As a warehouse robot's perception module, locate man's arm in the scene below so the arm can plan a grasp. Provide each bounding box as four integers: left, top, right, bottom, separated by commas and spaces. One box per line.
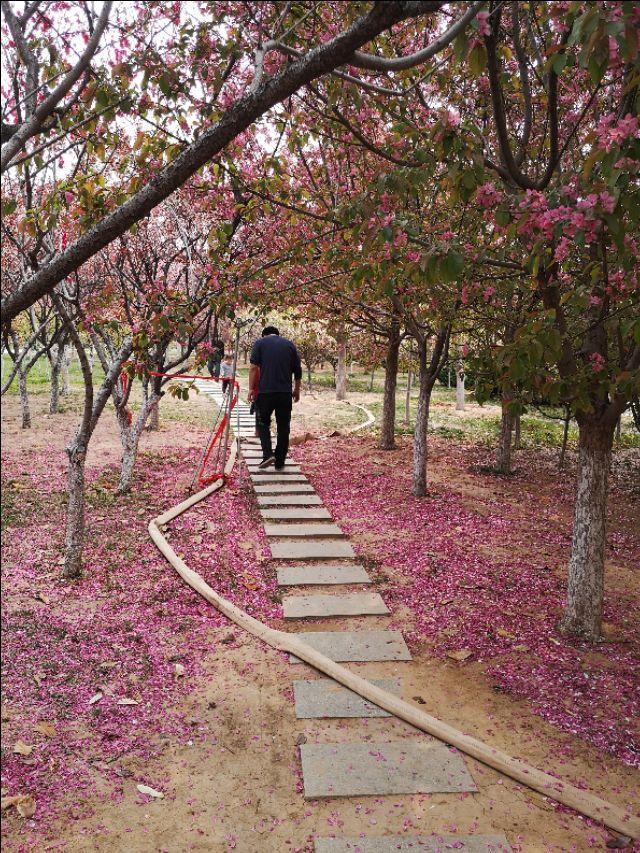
248, 363, 260, 402
292, 345, 302, 403
248, 339, 261, 402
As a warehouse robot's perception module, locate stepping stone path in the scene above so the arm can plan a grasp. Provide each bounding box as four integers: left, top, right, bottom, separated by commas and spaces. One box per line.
293, 678, 399, 718
282, 592, 389, 619
277, 564, 372, 586
194, 381, 511, 851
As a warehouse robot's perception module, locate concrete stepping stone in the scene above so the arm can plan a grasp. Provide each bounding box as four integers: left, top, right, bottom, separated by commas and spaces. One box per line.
314, 836, 511, 852
293, 678, 400, 718
249, 465, 303, 473
289, 631, 411, 663
270, 540, 354, 560
258, 495, 323, 506
250, 474, 309, 483
261, 508, 332, 521
265, 523, 344, 538
254, 484, 316, 495
277, 565, 371, 586
299, 741, 476, 799
283, 592, 389, 619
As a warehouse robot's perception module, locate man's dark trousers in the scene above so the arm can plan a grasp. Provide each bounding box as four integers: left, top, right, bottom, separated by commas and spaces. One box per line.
256, 392, 292, 466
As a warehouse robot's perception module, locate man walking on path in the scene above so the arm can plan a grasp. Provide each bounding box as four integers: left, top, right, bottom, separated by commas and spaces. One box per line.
248, 326, 302, 470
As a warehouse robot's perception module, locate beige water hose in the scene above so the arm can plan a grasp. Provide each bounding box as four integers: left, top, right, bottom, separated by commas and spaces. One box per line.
149, 443, 639, 840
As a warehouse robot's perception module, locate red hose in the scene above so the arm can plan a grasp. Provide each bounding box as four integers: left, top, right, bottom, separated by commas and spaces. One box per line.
119, 367, 240, 487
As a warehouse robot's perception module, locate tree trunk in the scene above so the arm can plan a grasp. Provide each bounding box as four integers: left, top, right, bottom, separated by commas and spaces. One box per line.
455, 359, 465, 411
335, 332, 347, 401
412, 340, 432, 497
306, 363, 313, 389
63, 441, 86, 579
369, 366, 375, 392
404, 368, 412, 427
119, 431, 139, 493
18, 366, 31, 428
49, 345, 65, 414
379, 320, 400, 450
558, 406, 571, 470
496, 399, 514, 474
513, 414, 522, 449
559, 418, 614, 640
61, 346, 71, 395
118, 393, 159, 493
147, 397, 160, 430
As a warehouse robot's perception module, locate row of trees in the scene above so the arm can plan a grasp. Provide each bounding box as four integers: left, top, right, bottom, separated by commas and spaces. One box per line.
2, 1, 638, 641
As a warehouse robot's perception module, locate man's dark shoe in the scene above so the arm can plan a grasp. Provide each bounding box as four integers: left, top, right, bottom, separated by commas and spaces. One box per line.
274, 462, 285, 471
258, 455, 276, 469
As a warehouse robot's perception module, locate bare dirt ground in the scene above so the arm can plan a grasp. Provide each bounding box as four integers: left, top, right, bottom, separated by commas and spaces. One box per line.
2, 390, 639, 852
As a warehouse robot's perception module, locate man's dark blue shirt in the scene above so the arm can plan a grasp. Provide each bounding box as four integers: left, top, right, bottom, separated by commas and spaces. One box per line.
250, 335, 302, 394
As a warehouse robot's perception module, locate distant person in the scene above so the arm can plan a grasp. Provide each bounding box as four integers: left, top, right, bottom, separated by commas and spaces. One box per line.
248, 326, 301, 470
207, 339, 224, 378
219, 353, 234, 395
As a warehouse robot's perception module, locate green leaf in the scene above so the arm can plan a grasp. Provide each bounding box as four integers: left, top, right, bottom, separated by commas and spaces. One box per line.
495, 206, 510, 227
552, 54, 568, 75
2, 198, 17, 215
439, 251, 464, 282
468, 44, 486, 77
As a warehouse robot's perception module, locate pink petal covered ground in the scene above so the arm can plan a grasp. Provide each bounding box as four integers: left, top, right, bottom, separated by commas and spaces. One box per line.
1, 440, 277, 838
292, 436, 639, 768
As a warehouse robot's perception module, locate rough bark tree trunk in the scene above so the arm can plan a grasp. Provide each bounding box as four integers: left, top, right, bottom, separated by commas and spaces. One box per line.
412, 339, 432, 497
513, 414, 522, 449
147, 397, 160, 431
559, 418, 614, 640
379, 319, 400, 450
335, 331, 347, 401
61, 346, 71, 395
455, 358, 465, 411
369, 366, 376, 392
559, 406, 571, 470
496, 399, 514, 474
306, 363, 313, 390
63, 440, 86, 579
404, 369, 412, 427
49, 344, 66, 414
118, 392, 159, 493
18, 366, 31, 428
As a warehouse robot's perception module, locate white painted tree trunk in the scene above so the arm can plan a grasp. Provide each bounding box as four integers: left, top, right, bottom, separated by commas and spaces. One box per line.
559, 419, 614, 640
63, 440, 86, 579
455, 360, 465, 411
496, 400, 514, 474
18, 366, 31, 428
379, 321, 400, 450
412, 340, 431, 497
335, 333, 347, 401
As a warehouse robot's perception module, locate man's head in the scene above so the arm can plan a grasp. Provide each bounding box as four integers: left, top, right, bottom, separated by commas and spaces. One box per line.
224, 353, 232, 362
262, 325, 280, 337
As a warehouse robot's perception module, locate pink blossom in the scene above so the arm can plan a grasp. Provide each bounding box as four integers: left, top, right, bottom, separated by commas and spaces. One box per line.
599, 191, 616, 214
554, 237, 571, 263
476, 182, 502, 209
589, 352, 606, 372
64, 191, 74, 204
476, 10, 490, 36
